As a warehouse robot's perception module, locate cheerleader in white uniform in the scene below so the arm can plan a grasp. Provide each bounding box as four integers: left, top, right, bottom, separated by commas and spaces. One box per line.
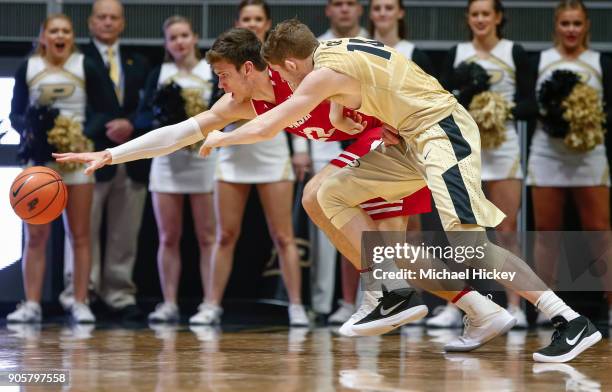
528, 0, 612, 324
432, 0, 537, 329
142, 16, 218, 323
7, 14, 115, 323
193, 0, 307, 326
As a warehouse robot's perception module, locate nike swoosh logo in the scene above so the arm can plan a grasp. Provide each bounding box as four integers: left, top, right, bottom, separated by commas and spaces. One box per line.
12, 175, 34, 197
424, 150, 431, 160
380, 300, 406, 316
566, 326, 587, 346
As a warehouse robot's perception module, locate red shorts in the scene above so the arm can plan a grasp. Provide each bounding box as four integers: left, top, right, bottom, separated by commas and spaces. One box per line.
329, 127, 432, 221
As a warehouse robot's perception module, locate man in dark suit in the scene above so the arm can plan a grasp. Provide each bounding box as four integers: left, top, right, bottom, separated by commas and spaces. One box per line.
60, 0, 149, 321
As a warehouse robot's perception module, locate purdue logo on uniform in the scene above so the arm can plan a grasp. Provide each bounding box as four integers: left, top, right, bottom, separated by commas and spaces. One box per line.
38, 83, 75, 105
487, 70, 504, 85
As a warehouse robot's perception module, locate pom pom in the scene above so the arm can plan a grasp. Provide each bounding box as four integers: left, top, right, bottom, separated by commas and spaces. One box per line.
452, 62, 490, 108
562, 83, 606, 151
181, 88, 208, 151
47, 116, 93, 171
469, 91, 514, 149
152, 82, 188, 127
17, 105, 59, 165
538, 70, 580, 138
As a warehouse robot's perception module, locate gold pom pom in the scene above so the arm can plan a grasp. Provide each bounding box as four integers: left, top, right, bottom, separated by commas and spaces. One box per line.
47, 115, 94, 171
469, 91, 514, 149
182, 89, 208, 151
561, 83, 606, 152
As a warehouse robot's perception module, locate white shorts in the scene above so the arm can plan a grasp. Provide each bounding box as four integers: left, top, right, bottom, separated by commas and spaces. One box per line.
481, 122, 523, 181
149, 148, 217, 194
527, 128, 610, 187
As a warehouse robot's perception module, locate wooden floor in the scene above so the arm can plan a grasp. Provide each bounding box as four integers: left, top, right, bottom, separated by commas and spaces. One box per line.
0, 324, 610, 391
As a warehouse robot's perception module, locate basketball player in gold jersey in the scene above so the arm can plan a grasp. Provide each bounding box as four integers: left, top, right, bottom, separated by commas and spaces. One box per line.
200, 19, 603, 363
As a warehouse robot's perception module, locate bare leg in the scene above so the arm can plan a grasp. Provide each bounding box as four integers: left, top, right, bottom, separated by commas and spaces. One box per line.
152, 192, 184, 304
64, 183, 94, 303
22, 223, 51, 302
571, 186, 611, 304
258, 181, 302, 305
532, 187, 567, 288
207, 181, 251, 305
302, 165, 362, 268
189, 193, 216, 302
485, 179, 522, 307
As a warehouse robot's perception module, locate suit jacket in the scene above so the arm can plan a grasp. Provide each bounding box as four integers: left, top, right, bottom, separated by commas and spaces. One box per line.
81, 40, 151, 183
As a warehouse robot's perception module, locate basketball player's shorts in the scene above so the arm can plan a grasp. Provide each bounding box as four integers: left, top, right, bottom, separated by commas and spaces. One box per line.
329, 127, 432, 221
320, 106, 505, 230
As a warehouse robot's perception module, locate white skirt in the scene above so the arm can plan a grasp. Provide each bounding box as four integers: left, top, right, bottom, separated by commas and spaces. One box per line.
481, 122, 523, 181
527, 128, 610, 187
32, 161, 94, 186
215, 129, 294, 184
149, 147, 217, 193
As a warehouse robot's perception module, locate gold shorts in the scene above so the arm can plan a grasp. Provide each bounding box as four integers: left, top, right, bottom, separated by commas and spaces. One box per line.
320, 105, 505, 230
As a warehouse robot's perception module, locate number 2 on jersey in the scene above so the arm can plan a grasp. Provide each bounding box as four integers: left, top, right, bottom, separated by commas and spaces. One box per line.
346, 39, 391, 60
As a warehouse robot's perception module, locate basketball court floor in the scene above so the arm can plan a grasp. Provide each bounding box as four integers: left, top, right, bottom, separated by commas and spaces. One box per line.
0, 324, 609, 391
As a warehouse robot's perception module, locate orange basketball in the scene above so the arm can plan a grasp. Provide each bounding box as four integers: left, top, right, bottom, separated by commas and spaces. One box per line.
9, 166, 68, 225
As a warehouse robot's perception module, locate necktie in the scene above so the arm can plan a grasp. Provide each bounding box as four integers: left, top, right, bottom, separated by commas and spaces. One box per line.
107, 47, 120, 99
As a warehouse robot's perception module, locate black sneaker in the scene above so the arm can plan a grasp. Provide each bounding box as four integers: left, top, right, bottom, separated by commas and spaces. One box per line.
533, 316, 602, 363
351, 286, 428, 336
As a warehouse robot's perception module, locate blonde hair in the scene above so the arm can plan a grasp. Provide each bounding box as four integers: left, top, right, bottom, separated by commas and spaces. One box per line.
554, 0, 590, 49
162, 15, 201, 62
261, 19, 319, 65
34, 14, 76, 57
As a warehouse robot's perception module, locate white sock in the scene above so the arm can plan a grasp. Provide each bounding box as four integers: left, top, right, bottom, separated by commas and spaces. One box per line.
454, 291, 500, 319
535, 291, 579, 322
376, 258, 411, 292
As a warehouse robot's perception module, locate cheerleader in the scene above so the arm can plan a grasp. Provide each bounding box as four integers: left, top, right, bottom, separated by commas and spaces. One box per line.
7, 14, 115, 323
528, 0, 612, 325
198, 0, 307, 326
138, 16, 217, 323
433, 0, 537, 329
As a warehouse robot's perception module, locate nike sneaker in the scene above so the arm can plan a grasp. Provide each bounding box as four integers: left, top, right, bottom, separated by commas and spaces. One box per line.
533, 316, 602, 363
351, 286, 428, 336
444, 307, 516, 352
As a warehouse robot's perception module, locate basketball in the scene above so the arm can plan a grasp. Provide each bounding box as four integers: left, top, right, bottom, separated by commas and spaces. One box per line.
9, 166, 68, 225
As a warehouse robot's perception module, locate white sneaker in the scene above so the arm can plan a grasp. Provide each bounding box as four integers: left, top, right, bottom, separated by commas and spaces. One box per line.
444, 307, 516, 352
7, 301, 42, 323
189, 303, 222, 325
328, 301, 355, 325
426, 304, 463, 328
507, 304, 528, 329
71, 302, 96, 324
148, 302, 179, 323
337, 291, 381, 337
288, 304, 309, 327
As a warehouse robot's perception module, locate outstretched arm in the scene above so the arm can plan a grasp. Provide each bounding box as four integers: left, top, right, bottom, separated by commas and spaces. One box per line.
200, 68, 351, 155
54, 93, 254, 175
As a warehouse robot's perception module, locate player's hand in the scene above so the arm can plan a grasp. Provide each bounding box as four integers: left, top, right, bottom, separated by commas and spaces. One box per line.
332, 113, 367, 135
381, 123, 400, 146
199, 130, 224, 157
52, 150, 112, 175
105, 119, 134, 144
292, 152, 312, 182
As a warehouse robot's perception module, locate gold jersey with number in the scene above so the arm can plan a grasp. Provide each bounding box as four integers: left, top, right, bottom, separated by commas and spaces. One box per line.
314, 38, 457, 133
